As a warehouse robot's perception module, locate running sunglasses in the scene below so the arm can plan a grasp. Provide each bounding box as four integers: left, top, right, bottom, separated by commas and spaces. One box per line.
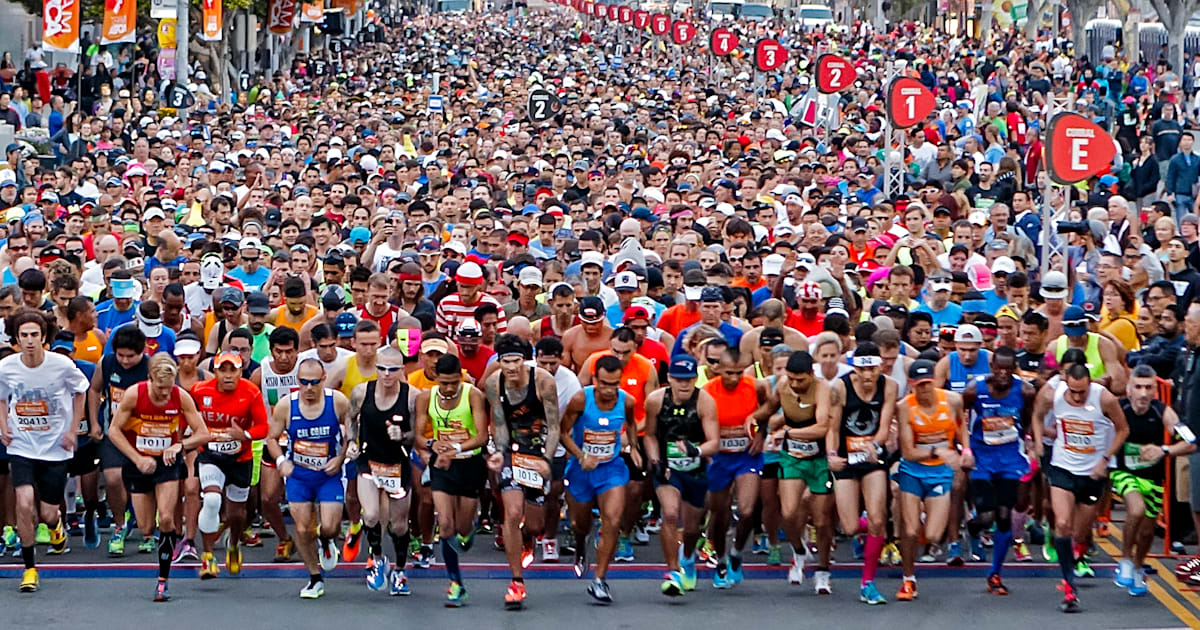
377, 365, 404, 373
298, 378, 322, 386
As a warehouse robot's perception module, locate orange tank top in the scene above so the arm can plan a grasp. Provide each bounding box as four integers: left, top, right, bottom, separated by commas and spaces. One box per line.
904, 389, 956, 466
74, 329, 103, 364
704, 376, 760, 453
584, 351, 653, 429
123, 382, 184, 457
274, 304, 318, 332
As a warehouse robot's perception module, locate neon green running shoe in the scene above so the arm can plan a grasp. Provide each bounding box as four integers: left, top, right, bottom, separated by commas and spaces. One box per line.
35, 523, 50, 544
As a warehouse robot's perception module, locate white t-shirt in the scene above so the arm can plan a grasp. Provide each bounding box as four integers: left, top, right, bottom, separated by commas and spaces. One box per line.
0, 352, 90, 461
299, 347, 354, 373
372, 242, 406, 273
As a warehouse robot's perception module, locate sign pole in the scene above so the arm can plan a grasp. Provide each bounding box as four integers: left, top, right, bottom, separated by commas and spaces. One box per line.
882, 61, 898, 200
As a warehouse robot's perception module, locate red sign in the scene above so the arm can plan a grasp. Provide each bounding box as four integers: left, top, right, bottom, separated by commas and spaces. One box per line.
593, 2, 605, 17
650, 13, 670, 35
1045, 112, 1118, 185
607, 3, 618, 19
885, 77, 937, 128
671, 21, 695, 45
754, 38, 786, 72
815, 53, 855, 94
267, 0, 296, 34
633, 9, 650, 29
618, 5, 632, 22
709, 27, 738, 56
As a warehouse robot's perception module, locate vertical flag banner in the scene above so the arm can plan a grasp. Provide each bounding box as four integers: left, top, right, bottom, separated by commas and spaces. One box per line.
268, 0, 297, 33
101, 0, 137, 44
301, 3, 324, 22
202, 0, 223, 41
43, 0, 81, 53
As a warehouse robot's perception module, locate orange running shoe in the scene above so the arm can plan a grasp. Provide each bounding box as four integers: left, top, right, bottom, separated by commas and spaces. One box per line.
504, 580, 527, 610
896, 579, 917, 601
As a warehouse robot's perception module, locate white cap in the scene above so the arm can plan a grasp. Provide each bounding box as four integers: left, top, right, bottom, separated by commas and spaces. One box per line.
239, 237, 262, 251
442, 240, 467, 255
142, 207, 166, 222
954, 324, 983, 343
991, 255, 1016, 275
518, 266, 543, 287
715, 203, 736, 217
762, 253, 785, 276
580, 251, 605, 268
968, 211, 988, 227
614, 271, 639, 291
1041, 270, 1069, 300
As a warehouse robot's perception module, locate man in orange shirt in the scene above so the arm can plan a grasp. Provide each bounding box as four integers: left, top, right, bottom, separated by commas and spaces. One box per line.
579, 326, 659, 563
657, 268, 707, 338
730, 250, 767, 291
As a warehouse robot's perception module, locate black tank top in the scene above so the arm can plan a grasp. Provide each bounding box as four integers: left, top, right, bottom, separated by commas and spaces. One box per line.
500, 367, 548, 456
1117, 398, 1166, 482
1015, 349, 1042, 382
101, 353, 149, 428
360, 380, 412, 465
656, 389, 706, 457
839, 373, 884, 457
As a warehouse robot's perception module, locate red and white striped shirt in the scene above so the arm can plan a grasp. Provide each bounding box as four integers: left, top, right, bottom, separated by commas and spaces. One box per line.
434, 293, 508, 335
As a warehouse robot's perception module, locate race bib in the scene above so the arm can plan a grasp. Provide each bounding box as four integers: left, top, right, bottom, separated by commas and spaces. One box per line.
109, 386, 126, 415
369, 461, 407, 497
666, 442, 700, 472
582, 429, 617, 460
78, 418, 89, 436
207, 427, 242, 455
1061, 418, 1095, 454
136, 422, 174, 455
846, 435, 875, 466
1123, 443, 1152, 471
14, 400, 51, 432
764, 431, 784, 453
441, 428, 475, 459
719, 425, 749, 453
785, 437, 821, 458
981, 416, 1019, 446
511, 452, 544, 489
293, 439, 330, 470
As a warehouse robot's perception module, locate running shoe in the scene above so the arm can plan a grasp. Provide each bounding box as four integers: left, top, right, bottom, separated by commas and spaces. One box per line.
409, 535, 421, 558
1058, 580, 1080, 613
633, 524, 650, 545
946, 541, 964, 566
48, 521, 69, 555
1176, 556, 1200, 581
851, 534, 865, 560
645, 517, 662, 534
614, 536, 634, 563
19, 567, 38, 592
300, 579, 325, 599
574, 538, 588, 578
986, 573, 1009, 595
728, 554, 744, 585
84, 514, 100, 549
417, 544, 434, 569
1114, 558, 1134, 588
860, 581, 887, 605
1014, 541, 1032, 562
2, 525, 16, 551
343, 522, 363, 562
200, 552, 219, 579
366, 554, 388, 591
766, 544, 782, 566
698, 536, 717, 568
153, 579, 170, 603
319, 538, 340, 572
456, 530, 475, 553
173, 540, 199, 564
390, 570, 410, 596
108, 523, 127, 557
883, 541, 901, 566
1129, 569, 1148, 597
713, 564, 733, 589
752, 534, 768, 555
138, 536, 157, 554
445, 581, 467, 607
542, 538, 560, 562
680, 556, 698, 591
788, 550, 805, 585
1074, 559, 1094, 578
981, 531, 994, 548
814, 570, 832, 595
1043, 540, 1058, 563
241, 527, 263, 548
969, 536, 986, 562
504, 580, 527, 609
587, 578, 613, 604
662, 570, 685, 597
274, 539, 294, 563
35, 522, 50, 545
896, 579, 918, 601
226, 545, 242, 575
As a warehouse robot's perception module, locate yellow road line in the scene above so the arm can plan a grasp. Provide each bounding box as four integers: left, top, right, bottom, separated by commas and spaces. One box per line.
1102, 523, 1200, 627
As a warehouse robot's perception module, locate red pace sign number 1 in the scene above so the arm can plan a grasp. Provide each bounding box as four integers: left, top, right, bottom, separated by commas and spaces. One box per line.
671, 21, 696, 45
1045, 112, 1118, 185
710, 27, 738, 56
650, 13, 670, 35
885, 76, 936, 129
815, 53, 854, 94
754, 39, 786, 72
618, 5, 632, 22
633, 9, 649, 29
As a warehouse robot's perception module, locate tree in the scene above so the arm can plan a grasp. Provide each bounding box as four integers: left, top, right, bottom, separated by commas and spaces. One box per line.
1149, 0, 1200, 77
1066, 0, 1104, 57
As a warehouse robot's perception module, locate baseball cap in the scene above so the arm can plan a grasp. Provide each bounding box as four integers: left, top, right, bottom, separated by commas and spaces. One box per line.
700, 286, 724, 302
420, 337, 451, 355
246, 291, 271, 315
143, 207, 166, 222
175, 337, 202, 357
416, 237, 440, 253
239, 237, 262, 251
321, 285, 348, 310
335, 312, 358, 337
762, 254, 785, 277
214, 351, 244, 370
580, 251, 605, 269
1062, 306, 1089, 337
614, 271, 638, 291
929, 276, 952, 292
348, 226, 372, 244
968, 211, 988, 227
991, 256, 1016, 275
219, 287, 244, 306
760, 327, 785, 348
623, 305, 652, 323
668, 355, 699, 379
579, 296, 605, 323
518, 266, 543, 287
442, 240, 467, 256
954, 324, 983, 344
1041, 271, 1069, 300
908, 359, 936, 384
850, 217, 869, 233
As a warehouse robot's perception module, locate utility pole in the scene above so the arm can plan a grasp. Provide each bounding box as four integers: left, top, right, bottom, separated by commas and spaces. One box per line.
176, 0, 190, 84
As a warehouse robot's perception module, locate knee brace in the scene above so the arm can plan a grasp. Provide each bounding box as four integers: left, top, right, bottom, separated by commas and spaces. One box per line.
199, 492, 223, 534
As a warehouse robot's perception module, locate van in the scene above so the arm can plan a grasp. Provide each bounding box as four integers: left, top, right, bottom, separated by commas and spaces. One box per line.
706, 0, 743, 22
739, 2, 773, 21
790, 4, 833, 30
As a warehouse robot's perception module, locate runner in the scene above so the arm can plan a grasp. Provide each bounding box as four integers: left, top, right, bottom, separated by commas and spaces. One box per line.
532, 336, 581, 563
329, 318, 382, 561
192, 350, 271, 579
0, 309, 90, 592
249, 326, 302, 562
107, 353, 209, 601
348, 346, 419, 596
267, 358, 353, 599
560, 354, 638, 603
894, 359, 968, 602
1032, 362, 1129, 613
413, 354, 490, 607
484, 334, 560, 609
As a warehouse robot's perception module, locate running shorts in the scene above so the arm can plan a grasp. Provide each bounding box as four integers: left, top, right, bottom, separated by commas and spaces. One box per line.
707, 451, 763, 493
1110, 469, 1164, 518
1047, 465, 1105, 506
970, 477, 1020, 513
564, 456, 629, 504
780, 454, 833, 494
551, 455, 568, 482
654, 468, 708, 510
286, 469, 345, 504
498, 452, 549, 505
9, 455, 68, 499
196, 452, 254, 500
429, 454, 487, 499
969, 448, 1029, 482
98, 437, 128, 470
122, 456, 185, 494
621, 443, 647, 483
892, 460, 954, 499
68, 440, 100, 477
361, 458, 412, 500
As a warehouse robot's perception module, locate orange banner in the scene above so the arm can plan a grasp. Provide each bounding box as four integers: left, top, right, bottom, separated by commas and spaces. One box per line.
42, 0, 81, 53
268, 0, 296, 33
330, 0, 353, 12
202, 0, 223, 41
101, 0, 136, 44
301, 2, 323, 22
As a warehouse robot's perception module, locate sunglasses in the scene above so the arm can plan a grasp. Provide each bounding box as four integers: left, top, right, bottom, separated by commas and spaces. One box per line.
377, 365, 403, 373
298, 377, 322, 386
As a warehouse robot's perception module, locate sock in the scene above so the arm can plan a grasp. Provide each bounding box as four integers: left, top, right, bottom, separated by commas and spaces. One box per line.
441, 536, 462, 584
365, 522, 383, 557
863, 534, 886, 585
514, 576, 524, 583
318, 535, 334, 554
349, 520, 362, 535
1053, 536, 1074, 586
22, 544, 34, 569
729, 550, 742, 571
309, 573, 323, 586
390, 530, 410, 571
157, 531, 178, 580
990, 528, 1013, 577
1073, 542, 1087, 561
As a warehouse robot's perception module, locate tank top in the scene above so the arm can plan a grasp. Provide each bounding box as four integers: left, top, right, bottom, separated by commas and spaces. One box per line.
274, 304, 318, 332
360, 380, 412, 487
780, 377, 823, 459
74, 329, 103, 364
1049, 382, 1113, 475
1015, 348, 1043, 382
656, 389, 705, 472
948, 349, 992, 392
704, 375, 759, 453
890, 358, 909, 398
261, 358, 300, 417
500, 368, 548, 457
123, 381, 184, 457
904, 389, 957, 467
1054, 334, 1106, 379
287, 389, 342, 475
585, 351, 653, 429
1116, 398, 1166, 482
840, 373, 885, 464
101, 354, 149, 428
427, 383, 480, 458
574, 387, 627, 463
969, 375, 1026, 452
341, 356, 377, 398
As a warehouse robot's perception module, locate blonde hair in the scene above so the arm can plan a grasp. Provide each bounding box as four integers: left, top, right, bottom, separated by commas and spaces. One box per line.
811, 332, 843, 355
148, 353, 178, 383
